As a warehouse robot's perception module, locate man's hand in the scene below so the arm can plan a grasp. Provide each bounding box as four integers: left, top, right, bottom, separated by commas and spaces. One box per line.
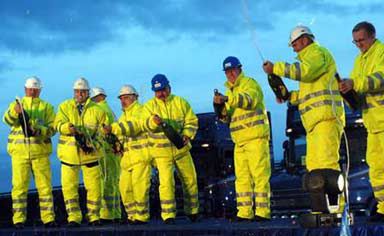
262, 61, 274, 75
182, 135, 190, 146
276, 97, 285, 104
153, 114, 162, 126
339, 79, 354, 94
103, 124, 112, 134
213, 93, 228, 105
69, 124, 77, 135
14, 103, 22, 114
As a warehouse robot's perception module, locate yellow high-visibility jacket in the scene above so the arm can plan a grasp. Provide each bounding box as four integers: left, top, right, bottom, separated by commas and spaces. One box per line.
142, 94, 198, 158
111, 101, 150, 169
96, 100, 115, 153
55, 98, 106, 165
350, 40, 384, 133
222, 72, 270, 145
273, 42, 345, 132
3, 97, 55, 158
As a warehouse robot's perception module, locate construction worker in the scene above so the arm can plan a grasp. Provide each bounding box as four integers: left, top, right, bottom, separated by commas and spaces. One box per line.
339, 21, 384, 222
263, 26, 345, 214
90, 87, 121, 223
103, 85, 152, 224
3, 76, 57, 229
55, 78, 106, 227
214, 57, 271, 222
142, 74, 199, 224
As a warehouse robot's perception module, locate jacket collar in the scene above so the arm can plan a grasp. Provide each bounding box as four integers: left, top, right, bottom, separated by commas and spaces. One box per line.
361, 39, 381, 59
297, 42, 318, 60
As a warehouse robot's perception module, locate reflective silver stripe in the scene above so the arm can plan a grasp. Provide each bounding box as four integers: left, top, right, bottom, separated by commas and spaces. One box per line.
230, 119, 265, 132
294, 62, 301, 80
126, 210, 137, 215
237, 201, 253, 206
4, 115, 14, 125
87, 200, 100, 206
255, 202, 269, 208
39, 198, 53, 203
284, 63, 290, 78
373, 185, 384, 192
136, 202, 148, 207
7, 138, 13, 143
88, 209, 99, 214
368, 75, 375, 91
376, 72, 384, 88
148, 133, 168, 139
245, 94, 253, 109
297, 90, 340, 105
184, 194, 198, 199
160, 200, 175, 205
254, 192, 268, 198
299, 100, 342, 116
12, 139, 51, 144
130, 143, 149, 150
136, 209, 149, 215
236, 192, 253, 198
40, 207, 54, 211
156, 143, 172, 148
376, 196, 384, 202
13, 208, 26, 213
127, 121, 134, 135
185, 202, 199, 208
59, 139, 76, 146
161, 208, 176, 213
13, 199, 27, 203
10, 131, 24, 135
127, 136, 147, 142
238, 94, 244, 108
126, 203, 136, 208
119, 122, 127, 136
65, 199, 78, 204
367, 91, 384, 97
232, 110, 264, 122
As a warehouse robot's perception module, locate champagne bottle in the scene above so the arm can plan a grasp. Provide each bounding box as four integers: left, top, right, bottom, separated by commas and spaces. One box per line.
161, 121, 185, 149
335, 73, 360, 111
267, 74, 290, 101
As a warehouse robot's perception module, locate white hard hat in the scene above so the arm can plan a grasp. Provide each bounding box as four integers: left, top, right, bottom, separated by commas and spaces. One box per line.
118, 84, 138, 98
73, 77, 90, 90
288, 25, 315, 46
90, 87, 106, 98
25, 76, 42, 89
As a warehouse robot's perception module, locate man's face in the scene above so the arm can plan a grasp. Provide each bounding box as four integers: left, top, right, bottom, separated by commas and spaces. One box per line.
119, 94, 136, 108
225, 67, 241, 84
25, 88, 40, 98
155, 86, 171, 101
74, 89, 89, 104
91, 94, 105, 103
291, 36, 307, 53
353, 29, 375, 53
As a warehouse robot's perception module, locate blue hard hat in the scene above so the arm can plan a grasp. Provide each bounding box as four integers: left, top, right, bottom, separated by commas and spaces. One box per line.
222, 56, 242, 71
151, 74, 170, 91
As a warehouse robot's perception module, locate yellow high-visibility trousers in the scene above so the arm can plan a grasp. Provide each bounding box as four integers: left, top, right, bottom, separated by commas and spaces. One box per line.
120, 158, 151, 222
153, 152, 199, 220
100, 153, 121, 220
61, 163, 101, 223
306, 119, 344, 213
12, 155, 55, 224
234, 138, 271, 219
367, 131, 384, 215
